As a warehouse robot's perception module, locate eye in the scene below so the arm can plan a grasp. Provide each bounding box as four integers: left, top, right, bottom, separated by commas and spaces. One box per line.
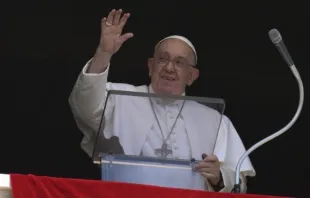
157, 57, 168, 63
175, 59, 185, 65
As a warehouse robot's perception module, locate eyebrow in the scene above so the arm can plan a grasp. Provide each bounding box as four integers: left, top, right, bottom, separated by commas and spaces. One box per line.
157, 52, 187, 60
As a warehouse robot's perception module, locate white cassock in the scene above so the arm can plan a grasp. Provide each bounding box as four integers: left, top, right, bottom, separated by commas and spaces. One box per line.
69, 60, 256, 193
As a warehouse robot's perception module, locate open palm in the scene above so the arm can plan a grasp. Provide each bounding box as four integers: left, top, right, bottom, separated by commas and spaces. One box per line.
99, 9, 134, 55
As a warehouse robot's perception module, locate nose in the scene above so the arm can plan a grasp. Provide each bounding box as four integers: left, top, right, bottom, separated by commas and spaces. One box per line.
164, 61, 175, 72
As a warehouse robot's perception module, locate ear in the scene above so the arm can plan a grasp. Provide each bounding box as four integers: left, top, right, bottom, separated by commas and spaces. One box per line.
148, 58, 154, 77
187, 67, 199, 86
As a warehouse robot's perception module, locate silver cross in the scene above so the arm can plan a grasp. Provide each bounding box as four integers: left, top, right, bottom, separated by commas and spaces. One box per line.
155, 143, 172, 158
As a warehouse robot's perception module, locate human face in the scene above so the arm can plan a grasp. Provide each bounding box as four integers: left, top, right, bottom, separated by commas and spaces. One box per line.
148, 38, 199, 95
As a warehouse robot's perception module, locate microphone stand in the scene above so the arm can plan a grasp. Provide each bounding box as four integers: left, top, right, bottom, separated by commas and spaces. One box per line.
231, 59, 304, 192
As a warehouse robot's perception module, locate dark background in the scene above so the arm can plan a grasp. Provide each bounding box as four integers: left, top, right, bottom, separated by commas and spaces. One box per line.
3, 1, 309, 197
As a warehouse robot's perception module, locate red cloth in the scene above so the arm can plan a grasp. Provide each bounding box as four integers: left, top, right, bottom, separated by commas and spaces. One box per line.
10, 174, 290, 198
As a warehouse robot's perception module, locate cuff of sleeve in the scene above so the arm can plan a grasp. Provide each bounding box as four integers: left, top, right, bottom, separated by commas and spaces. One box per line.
218, 167, 238, 192
205, 171, 225, 192
204, 178, 215, 191
78, 59, 110, 88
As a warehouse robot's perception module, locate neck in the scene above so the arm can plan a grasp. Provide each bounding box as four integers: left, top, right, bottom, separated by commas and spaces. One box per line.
148, 84, 185, 106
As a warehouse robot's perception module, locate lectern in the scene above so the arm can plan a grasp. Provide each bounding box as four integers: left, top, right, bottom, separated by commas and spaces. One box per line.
91, 90, 225, 191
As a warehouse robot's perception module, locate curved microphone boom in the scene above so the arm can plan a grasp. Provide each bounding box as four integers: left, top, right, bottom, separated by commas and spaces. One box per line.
231, 29, 304, 193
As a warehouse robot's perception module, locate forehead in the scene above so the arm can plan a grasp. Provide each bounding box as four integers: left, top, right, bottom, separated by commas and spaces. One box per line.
156, 38, 193, 58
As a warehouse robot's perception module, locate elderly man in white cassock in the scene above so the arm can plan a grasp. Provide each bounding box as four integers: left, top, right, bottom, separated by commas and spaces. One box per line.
69, 9, 255, 193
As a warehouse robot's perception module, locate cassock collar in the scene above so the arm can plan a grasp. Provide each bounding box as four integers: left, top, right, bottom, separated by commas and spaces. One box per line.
148, 85, 186, 108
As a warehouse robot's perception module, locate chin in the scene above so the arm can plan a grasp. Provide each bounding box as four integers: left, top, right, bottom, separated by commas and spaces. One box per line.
154, 81, 182, 95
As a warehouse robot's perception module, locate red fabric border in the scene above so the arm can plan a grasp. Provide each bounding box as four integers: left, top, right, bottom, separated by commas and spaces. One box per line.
10, 174, 290, 198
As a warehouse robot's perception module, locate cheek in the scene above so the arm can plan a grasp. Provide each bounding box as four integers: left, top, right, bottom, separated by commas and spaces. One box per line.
151, 68, 161, 81
152, 67, 163, 77
179, 73, 190, 85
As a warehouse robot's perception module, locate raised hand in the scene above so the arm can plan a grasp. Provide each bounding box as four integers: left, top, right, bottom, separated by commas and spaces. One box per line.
99, 9, 134, 55
87, 9, 133, 73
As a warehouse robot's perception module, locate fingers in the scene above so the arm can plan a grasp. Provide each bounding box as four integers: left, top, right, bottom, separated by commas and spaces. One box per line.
104, 9, 130, 27
119, 13, 130, 28
195, 157, 221, 185
113, 9, 122, 25
196, 167, 214, 173
106, 9, 116, 25
203, 155, 218, 162
201, 153, 208, 160
195, 158, 220, 173
201, 172, 217, 179
119, 33, 134, 43
195, 161, 215, 170
101, 17, 107, 28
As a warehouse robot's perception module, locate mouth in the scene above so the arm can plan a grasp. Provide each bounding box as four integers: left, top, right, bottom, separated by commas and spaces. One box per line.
161, 76, 176, 81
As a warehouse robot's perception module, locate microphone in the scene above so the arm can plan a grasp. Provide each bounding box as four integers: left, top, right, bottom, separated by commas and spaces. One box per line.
231, 29, 304, 193
268, 29, 294, 66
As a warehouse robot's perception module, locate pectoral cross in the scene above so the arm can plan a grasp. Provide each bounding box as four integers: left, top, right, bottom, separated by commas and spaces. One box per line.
155, 143, 172, 158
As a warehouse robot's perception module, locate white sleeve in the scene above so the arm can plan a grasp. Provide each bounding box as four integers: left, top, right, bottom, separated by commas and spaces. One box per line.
213, 115, 256, 193
218, 167, 248, 193
69, 59, 112, 156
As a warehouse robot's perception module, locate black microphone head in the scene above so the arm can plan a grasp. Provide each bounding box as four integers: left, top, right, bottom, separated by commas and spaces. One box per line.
269, 29, 282, 44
